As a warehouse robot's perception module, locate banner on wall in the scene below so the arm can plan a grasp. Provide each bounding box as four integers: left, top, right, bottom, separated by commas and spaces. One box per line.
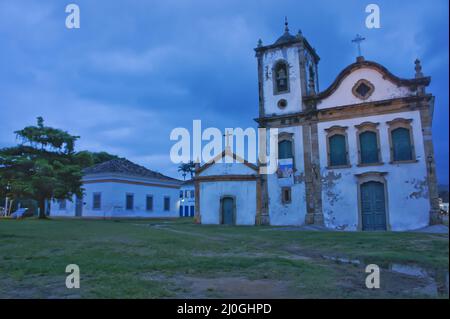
277, 158, 294, 186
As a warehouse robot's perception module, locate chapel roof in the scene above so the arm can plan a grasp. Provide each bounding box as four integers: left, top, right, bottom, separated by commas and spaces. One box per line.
83, 158, 179, 182
303, 58, 431, 102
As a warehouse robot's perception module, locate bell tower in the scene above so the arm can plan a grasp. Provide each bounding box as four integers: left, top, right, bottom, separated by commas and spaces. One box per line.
255, 18, 320, 119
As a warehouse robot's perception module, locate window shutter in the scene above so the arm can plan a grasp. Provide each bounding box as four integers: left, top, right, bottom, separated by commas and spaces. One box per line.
360, 131, 379, 164
329, 134, 347, 166
392, 128, 412, 161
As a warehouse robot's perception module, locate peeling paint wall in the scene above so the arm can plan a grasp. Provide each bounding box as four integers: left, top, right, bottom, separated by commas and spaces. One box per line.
266, 126, 307, 225
318, 111, 430, 231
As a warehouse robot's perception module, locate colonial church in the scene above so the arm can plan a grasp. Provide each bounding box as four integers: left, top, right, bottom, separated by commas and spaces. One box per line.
195, 21, 442, 231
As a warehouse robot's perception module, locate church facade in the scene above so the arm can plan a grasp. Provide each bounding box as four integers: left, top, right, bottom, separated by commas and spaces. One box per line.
195, 21, 441, 231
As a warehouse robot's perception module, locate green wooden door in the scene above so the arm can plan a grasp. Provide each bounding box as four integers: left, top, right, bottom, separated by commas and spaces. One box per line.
222, 197, 234, 225
361, 182, 387, 231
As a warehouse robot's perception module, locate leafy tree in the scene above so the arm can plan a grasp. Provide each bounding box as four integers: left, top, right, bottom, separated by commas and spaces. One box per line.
74, 151, 120, 169
177, 161, 196, 180
0, 117, 83, 219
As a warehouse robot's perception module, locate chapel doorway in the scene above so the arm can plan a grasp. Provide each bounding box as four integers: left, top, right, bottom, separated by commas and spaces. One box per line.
360, 181, 387, 231
221, 197, 235, 225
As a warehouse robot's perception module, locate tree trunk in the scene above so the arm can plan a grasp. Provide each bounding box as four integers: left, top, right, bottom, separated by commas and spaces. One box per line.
38, 198, 47, 219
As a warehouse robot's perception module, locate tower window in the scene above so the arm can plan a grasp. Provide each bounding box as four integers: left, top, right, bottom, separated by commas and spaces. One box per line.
273, 61, 289, 94
278, 140, 293, 160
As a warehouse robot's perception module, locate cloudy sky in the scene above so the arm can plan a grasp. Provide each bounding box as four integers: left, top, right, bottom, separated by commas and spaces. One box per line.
0, 0, 448, 183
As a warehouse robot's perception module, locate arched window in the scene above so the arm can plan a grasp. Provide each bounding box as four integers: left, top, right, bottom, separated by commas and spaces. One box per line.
278, 140, 293, 159
392, 128, 413, 161
355, 122, 382, 166
387, 118, 415, 163
273, 61, 289, 94
329, 134, 348, 167
326, 126, 350, 168
359, 131, 379, 164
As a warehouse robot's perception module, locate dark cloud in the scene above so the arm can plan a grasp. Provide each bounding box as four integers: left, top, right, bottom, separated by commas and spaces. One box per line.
0, 0, 448, 182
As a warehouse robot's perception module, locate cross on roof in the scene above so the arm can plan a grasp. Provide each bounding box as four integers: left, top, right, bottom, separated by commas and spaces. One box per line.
223, 130, 233, 150
352, 34, 366, 57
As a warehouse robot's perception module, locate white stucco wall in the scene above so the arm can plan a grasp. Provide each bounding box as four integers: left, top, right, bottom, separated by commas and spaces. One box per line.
51, 174, 181, 218
199, 180, 257, 225
266, 126, 307, 226
318, 111, 430, 231
198, 157, 258, 225
262, 45, 303, 116
317, 68, 416, 110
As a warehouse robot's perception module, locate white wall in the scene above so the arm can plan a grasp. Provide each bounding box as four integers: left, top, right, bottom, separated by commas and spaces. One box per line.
266, 126, 307, 226
318, 111, 430, 231
317, 68, 415, 110
51, 174, 181, 218
199, 180, 257, 225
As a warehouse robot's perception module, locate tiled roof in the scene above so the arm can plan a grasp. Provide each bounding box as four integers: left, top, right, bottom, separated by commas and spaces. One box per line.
83, 158, 179, 182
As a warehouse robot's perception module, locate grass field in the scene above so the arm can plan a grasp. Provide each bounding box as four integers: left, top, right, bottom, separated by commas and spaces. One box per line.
0, 218, 448, 299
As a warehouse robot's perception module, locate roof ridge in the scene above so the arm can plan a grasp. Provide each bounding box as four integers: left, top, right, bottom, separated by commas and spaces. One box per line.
83, 158, 181, 182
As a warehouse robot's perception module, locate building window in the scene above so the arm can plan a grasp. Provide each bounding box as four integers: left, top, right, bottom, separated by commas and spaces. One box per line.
329, 135, 347, 166
146, 195, 153, 211
355, 122, 382, 166
164, 196, 170, 211
126, 194, 134, 210
326, 126, 350, 168
58, 199, 66, 210
277, 99, 288, 109
392, 128, 413, 161
185, 190, 189, 198
190, 190, 195, 198
387, 118, 416, 163
360, 131, 379, 164
179, 190, 183, 198
352, 79, 375, 100
278, 140, 293, 160
273, 60, 289, 94
93, 193, 101, 210
282, 187, 292, 204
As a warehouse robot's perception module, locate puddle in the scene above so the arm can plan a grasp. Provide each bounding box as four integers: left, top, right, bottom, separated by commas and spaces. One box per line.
321, 255, 449, 297
390, 264, 428, 278
321, 255, 361, 266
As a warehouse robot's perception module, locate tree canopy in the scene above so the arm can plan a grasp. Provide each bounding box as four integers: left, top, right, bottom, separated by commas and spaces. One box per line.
0, 117, 83, 218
